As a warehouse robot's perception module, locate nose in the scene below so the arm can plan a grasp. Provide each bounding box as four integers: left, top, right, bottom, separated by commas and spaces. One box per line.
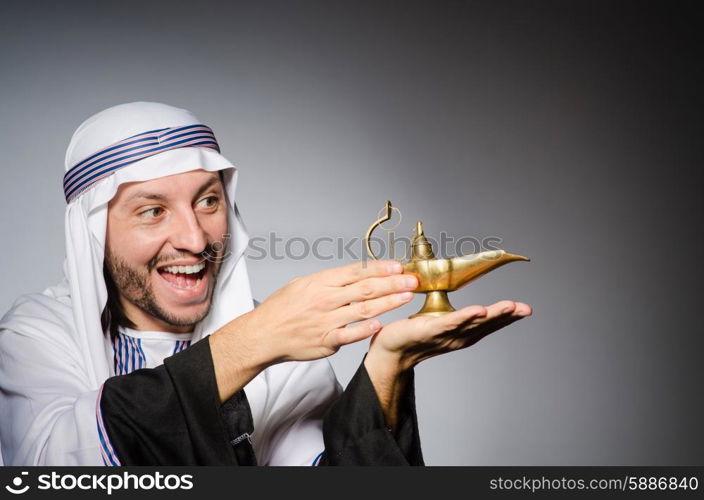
168, 207, 208, 255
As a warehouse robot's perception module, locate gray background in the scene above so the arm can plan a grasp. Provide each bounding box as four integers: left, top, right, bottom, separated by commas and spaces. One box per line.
1, 0, 701, 465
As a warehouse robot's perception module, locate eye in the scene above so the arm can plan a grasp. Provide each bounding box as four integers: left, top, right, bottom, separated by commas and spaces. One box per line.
139, 206, 165, 219
197, 195, 220, 210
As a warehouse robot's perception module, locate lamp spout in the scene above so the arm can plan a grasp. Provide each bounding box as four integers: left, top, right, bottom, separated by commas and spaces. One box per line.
447, 250, 530, 291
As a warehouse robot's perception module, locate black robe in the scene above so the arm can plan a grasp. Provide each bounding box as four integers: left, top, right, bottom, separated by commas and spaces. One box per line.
99, 336, 424, 465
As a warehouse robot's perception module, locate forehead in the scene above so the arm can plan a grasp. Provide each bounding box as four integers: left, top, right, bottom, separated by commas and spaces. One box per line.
110, 169, 222, 206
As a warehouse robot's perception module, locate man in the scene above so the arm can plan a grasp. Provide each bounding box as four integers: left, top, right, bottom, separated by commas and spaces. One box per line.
0, 102, 531, 465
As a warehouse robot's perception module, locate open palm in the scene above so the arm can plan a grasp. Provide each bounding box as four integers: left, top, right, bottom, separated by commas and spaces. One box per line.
369, 300, 532, 369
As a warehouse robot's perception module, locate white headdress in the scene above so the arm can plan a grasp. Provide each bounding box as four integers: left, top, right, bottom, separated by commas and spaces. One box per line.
62, 101, 255, 387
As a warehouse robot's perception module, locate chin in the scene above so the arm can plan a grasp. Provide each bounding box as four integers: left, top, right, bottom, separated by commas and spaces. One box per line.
154, 299, 213, 329
173, 302, 211, 323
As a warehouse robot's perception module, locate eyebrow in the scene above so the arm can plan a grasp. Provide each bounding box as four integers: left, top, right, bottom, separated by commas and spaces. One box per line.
126, 191, 167, 203
125, 174, 222, 204
191, 174, 222, 203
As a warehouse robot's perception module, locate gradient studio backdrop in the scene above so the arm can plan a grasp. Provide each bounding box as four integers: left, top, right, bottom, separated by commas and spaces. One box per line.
0, 0, 701, 465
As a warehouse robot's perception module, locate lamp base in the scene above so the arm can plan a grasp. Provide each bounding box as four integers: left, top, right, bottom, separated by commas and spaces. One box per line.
409, 290, 456, 318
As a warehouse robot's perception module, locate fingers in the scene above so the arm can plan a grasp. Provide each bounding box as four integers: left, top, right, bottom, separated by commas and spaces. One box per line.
513, 302, 533, 317
480, 300, 532, 320
418, 300, 531, 339
480, 300, 517, 321
333, 290, 415, 325
314, 260, 403, 287
456, 300, 532, 340
419, 305, 489, 333
324, 319, 382, 350
332, 273, 418, 307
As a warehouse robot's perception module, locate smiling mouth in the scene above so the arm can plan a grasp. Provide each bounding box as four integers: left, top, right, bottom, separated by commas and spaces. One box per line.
156, 261, 207, 289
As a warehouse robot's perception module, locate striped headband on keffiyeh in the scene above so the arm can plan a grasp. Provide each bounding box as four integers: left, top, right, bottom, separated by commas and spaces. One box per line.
62, 124, 220, 203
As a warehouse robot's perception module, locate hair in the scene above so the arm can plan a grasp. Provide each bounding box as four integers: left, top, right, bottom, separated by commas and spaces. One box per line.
101, 261, 136, 342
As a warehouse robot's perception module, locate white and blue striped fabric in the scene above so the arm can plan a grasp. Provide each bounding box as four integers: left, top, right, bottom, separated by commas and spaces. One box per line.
112, 332, 147, 375
172, 340, 191, 356
96, 330, 193, 465
63, 124, 219, 203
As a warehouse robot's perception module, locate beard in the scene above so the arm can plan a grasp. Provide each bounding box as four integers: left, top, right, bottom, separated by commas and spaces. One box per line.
104, 245, 221, 329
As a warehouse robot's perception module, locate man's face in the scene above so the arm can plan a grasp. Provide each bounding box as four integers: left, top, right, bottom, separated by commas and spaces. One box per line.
105, 169, 228, 333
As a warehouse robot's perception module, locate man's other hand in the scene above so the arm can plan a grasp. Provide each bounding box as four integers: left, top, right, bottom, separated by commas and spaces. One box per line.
361, 300, 532, 431
365, 300, 532, 372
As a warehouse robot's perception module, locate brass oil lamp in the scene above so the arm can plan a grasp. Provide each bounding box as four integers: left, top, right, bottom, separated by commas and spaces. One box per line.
365, 201, 530, 318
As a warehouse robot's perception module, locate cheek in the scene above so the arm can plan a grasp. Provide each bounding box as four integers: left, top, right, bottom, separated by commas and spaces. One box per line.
107, 225, 166, 268
203, 212, 229, 245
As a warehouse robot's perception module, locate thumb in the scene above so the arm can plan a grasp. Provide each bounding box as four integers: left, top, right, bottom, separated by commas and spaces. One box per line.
324, 319, 381, 350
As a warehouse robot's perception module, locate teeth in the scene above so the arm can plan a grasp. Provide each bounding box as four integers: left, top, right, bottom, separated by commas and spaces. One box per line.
177, 278, 201, 290
163, 262, 206, 274
169, 278, 202, 290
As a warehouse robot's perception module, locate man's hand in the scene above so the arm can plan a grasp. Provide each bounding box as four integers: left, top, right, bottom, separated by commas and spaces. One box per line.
363, 300, 532, 430
209, 260, 419, 402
